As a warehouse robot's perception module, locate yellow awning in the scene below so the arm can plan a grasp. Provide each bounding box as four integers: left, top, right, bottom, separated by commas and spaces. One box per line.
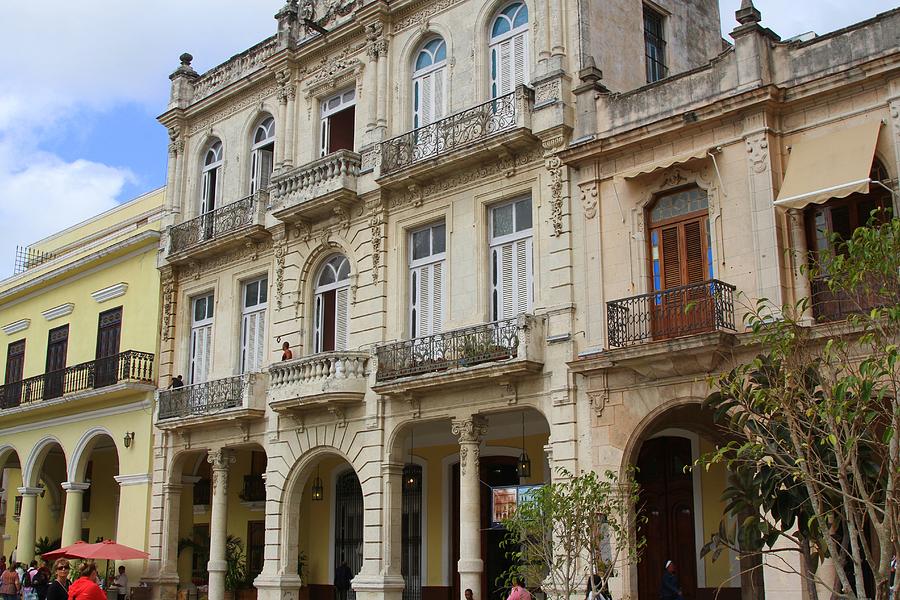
622, 149, 710, 179
774, 119, 882, 209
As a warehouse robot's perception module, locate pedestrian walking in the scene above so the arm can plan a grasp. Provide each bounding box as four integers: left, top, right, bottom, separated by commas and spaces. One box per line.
334, 560, 351, 600
46, 560, 70, 600
23, 561, 39, 600
67, 562, 105, 600
659, 561, 683, 600
507, 579, 531, 600
0, 563, 20, 600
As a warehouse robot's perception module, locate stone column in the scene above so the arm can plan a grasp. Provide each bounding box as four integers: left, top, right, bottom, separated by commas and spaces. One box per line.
548, 0, 565, 58
60, 481, 90, 546
451, 416, 487, 600
207, 449, 235, 600
788, 209, 814, 323
364, 26, 380, 134
159, 483, 183, 580
381, 462, 403, 578
275, 80, 289, 169
376, 43, 389, 133
15, 487, 41, 564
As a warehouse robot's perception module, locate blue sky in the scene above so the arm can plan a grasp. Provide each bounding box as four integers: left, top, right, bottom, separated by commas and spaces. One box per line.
0, 0, 896, 277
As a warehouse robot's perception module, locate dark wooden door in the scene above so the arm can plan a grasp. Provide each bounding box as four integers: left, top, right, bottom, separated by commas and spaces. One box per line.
328, 107, 356, 153
95, 307, 122, 387
649, 214, 713, 340
247, 520, 265, 581
3, 340, 25, 407
637, 437, 697, 600
44, 325, 69, 399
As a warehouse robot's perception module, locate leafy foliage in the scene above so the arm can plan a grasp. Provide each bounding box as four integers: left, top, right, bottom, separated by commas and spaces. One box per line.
700, 215, 900, 600
499, 469, 643, 600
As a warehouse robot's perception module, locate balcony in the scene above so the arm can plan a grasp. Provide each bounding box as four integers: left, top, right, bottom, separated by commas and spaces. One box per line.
377, 86, 535, 186
0, 350, 155, 410
156, 373, 267, 428
606, 279, 737, 348
372, 315, 545, 394
239, 474, 266, 503
268, 351, 369, 413
270, 150, 362, 224
165, 192, 269, 264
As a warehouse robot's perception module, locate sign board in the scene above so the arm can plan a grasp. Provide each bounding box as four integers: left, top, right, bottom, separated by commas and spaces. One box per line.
490, 484, 542, 527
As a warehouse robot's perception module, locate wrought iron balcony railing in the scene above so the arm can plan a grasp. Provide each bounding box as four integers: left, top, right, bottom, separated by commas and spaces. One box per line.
240, 474, 266, 502
168, 191, 266, 254
379, 86, 532, 176
193, 479, 211, 506
0, 350, 155, 410
157, 374, 247, 420
606, 279, 737, 348
375, 318, 522, 382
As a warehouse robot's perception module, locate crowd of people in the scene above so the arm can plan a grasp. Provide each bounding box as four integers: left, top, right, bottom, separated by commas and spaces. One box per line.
0, 558, 128, 600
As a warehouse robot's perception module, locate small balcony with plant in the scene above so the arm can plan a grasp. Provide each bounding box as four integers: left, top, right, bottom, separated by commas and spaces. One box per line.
156, 373, 267, 429
372, 314, 545, 395
377, 86, 535, 188
165, 191, 269, 265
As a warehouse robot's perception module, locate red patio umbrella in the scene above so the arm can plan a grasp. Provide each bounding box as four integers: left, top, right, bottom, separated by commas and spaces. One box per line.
42, 539, 148, 560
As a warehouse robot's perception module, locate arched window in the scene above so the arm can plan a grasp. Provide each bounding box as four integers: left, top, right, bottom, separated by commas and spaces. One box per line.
200, 140, 223, 215
412, 38, 447, 128
489, 1, 529, 98
313, 255, 351, 352
249, 117, 275, 194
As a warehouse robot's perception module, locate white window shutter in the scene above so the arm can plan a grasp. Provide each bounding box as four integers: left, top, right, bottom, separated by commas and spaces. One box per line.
314, 295, 323, 353
191, 324, 212, 384
499, 40, 512, 95
514, 237, 532, 314
410, 261, 444, 337
201, 171, 211, 213
495, 238, 532, 320
512, 32, 528, 87
431, 261, 443, 333
421, 73, 434, 126
250, 150, 260, 194
335, 287, 350, 350
259, 150, 273, 191
500, 242, 515, 319
213, 166, 222, 208
241, 310, 265, 373
433, 69, 445, 121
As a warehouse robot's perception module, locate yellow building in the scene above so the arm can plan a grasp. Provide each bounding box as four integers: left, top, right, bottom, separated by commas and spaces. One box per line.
0, 187, 164, 583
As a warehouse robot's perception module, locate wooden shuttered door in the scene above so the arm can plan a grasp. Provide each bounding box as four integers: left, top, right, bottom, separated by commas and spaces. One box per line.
241, 310, 266, 373
410, 261, 443, 338
190, 325, 212, 384
413, 69, 445, 128
335, 287, 349, 351
491, 33, 528, 97
648, 186, 712, 340
493, 237, 532, 321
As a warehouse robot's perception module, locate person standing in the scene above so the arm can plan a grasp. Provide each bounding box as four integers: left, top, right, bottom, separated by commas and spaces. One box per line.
46, 560, 70, 600
67, 562, 105, 600
464, 590, 474, 600
281, 342, 293, 361
113, 567, 128, 600
507, 579, 531, 600
334, 561, 351, 600
0, 563, 20, 600
33, 562, 51, 600
659, 561, 683, 600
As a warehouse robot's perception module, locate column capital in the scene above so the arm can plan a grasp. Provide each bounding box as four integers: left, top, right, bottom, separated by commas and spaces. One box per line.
17, 486, 42, 497
451, 415, 488, 444
61, 481, 91, 492
208, 448, 236, 471
162, 483, 184, 494
381, 461, 404, 477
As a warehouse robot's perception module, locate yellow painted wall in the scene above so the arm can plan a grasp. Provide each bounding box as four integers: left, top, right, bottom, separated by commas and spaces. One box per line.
699, 439, 736, 588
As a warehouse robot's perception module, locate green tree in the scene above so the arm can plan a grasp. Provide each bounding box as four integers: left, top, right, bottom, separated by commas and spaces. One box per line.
499, 469, 643, 600
701, 215, 900, 600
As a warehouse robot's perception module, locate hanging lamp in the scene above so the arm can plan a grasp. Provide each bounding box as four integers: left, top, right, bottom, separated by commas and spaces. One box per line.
518, 412, 531, 479
405, 428, 418, 489
311, 465, 324, 501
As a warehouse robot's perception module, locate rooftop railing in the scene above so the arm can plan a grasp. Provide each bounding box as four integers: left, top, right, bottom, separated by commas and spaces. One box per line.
606, 280, 736, 348
379, 86, 531, 176
0, 350, 155, 410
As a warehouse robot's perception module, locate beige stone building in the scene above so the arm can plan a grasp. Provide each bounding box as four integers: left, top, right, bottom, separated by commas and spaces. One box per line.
143, 1, 899, 600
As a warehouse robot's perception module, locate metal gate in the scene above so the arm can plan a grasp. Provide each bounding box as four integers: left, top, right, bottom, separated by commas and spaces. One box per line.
335, 470, 364, 600
402, 464, 423, 600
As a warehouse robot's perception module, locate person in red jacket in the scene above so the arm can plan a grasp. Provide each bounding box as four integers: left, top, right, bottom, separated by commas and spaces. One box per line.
67, 562, 105, 600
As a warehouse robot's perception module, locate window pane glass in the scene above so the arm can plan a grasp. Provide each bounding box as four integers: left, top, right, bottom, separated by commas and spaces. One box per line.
245, 281, 259, 308
319, 267, 335, 286
206, 295, 213, 318
514, 198, 532, 231
432, 224, 446, 254
416, 51, 431, 71
492, 204, 514, 238
259, 278, 268, 304
194, 298, 206, 322
337, 258, 350, 280
412, 229, 431, 260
